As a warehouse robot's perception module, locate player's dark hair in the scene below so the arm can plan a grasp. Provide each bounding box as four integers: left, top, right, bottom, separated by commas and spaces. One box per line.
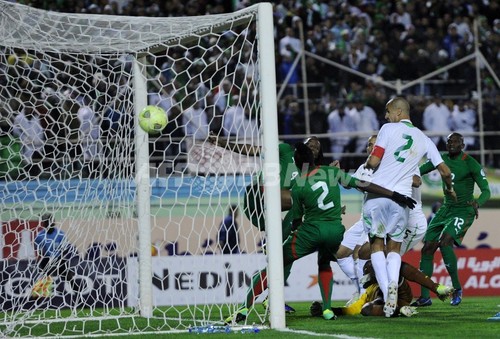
447, 132, 464, 142
294, 143, 315, 173
304, 136, 324, 165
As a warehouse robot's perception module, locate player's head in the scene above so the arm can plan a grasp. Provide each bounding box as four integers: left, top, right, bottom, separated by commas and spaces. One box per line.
446, 132, 464, 155
304, 136, 324, 165
41, 213, 55, 232
366, 134, 377, 155
384, 97, 410, 122
294, 142, 315, 173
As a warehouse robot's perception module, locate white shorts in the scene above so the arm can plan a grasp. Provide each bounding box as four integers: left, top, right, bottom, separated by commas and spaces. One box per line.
400, 206, 427, 254
363, 197, 409, 242
341, 218, 368, 250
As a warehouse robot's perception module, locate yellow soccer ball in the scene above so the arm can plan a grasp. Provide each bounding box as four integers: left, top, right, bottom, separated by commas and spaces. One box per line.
138, 105, 167, 134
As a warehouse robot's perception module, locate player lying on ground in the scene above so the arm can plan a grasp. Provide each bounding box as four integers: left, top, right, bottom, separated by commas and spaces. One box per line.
310, 260, 454, 317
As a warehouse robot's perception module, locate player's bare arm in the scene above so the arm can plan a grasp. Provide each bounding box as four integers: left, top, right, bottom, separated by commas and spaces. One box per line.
412, 175, 422, 188
436, 162, 457, 201
364, 153, 381, 170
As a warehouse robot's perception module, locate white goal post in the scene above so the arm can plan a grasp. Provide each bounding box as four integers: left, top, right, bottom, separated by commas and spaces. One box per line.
0, 1, 284, 336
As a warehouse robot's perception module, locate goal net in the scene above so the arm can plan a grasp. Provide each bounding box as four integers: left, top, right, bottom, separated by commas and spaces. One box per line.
0, 1, 284, 336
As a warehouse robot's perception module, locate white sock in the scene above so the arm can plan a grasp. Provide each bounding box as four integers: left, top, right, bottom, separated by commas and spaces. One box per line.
337, 256, 357, 280
337, 256, 360, 293
357, 258, 368, 292
386, 251, 402, 284
371, 251, 388, 301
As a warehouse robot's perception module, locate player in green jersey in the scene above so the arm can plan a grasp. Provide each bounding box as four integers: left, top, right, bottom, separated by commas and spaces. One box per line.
225, 143, 417, 323
412, 132, 491, 307
222, 137, 325, 323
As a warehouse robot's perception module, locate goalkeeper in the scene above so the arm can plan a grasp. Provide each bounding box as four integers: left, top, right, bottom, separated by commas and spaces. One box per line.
310, 260, 453, 318
32, 213, 79, 298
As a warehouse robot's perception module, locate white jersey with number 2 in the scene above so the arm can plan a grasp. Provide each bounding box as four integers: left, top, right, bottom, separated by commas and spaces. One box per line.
370, 119, 443, 196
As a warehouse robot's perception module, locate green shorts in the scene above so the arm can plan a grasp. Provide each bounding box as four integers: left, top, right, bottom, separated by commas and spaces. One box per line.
424, 204, 476, 245
282, 221, 345, 266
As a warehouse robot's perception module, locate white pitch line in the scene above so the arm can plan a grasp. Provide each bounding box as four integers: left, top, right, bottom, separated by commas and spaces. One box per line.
279, 327, 378, 339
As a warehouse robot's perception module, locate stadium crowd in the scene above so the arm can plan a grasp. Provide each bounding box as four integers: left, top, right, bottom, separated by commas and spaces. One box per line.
1, 0, 499, 180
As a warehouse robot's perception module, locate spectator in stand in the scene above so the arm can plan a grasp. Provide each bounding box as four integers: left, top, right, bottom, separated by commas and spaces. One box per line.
12, 101, 45, 178
279, 27, 302, 60
442, 23, 465, 61
449, 99, 477, 150
279, 53, 301, 96
222, 95, 245, 138
309, 101, 329, 148
389, 1, 412, 30
327, 100, 356, 164
483, 93, 500, 167
330, 14, 350, 48
422, 95, 451, 150
148, 75, 177, 114
77, 94, 101, 178
350, 96, 379, 154
12, 0, 500, 181
281, 100, 305, 146
213, 78, 234, 113
182, 95, 209, 142
0, 120, 22, 180
298, 0, 322, 31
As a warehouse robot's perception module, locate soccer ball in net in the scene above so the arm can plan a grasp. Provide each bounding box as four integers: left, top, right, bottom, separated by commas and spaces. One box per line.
138, 105, 168, 134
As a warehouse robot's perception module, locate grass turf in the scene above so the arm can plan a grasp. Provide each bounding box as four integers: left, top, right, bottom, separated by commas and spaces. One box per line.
2, 296, 499, 338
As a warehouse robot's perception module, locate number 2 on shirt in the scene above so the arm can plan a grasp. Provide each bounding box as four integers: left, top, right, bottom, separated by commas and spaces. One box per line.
311, 181, 334, 210
393, 134, 414, 163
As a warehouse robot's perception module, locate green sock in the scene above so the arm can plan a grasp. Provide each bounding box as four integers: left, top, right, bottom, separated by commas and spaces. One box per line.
441, 246, 461, 290
318, 267, 333, 310
420, 253, 434, 298
244, 269, 267, 309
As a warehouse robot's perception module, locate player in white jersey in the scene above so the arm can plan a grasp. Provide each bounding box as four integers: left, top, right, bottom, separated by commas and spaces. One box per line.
336, 135, 376, 304
400, 177, 428, 254
363, 97, 455, 318
338, 136, 427, 305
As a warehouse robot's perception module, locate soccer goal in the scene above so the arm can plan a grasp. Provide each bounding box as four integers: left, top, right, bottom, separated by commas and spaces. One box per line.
0, 1, 284, 336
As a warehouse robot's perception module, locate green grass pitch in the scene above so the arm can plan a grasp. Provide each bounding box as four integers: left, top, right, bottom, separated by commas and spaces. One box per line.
3, 296, 499, 338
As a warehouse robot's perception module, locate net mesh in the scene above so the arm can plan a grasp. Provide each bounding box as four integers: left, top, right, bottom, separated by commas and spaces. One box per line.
0, 2, 271, 336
